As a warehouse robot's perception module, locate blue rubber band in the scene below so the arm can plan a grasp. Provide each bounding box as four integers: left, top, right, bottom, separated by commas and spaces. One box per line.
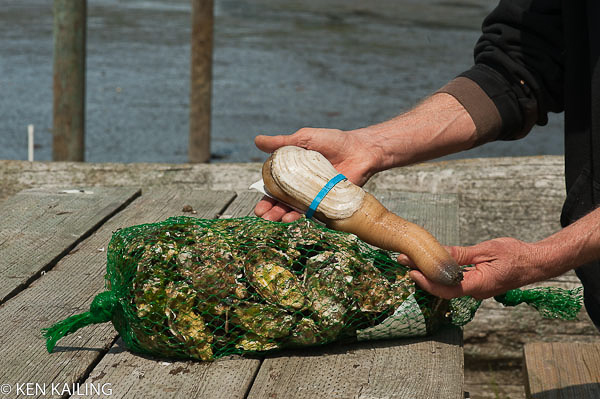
305, 173, 347, 219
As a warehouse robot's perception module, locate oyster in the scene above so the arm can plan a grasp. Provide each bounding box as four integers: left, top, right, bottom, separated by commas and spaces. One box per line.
349, 259, 395, 313
130, 324, 175, 359
305, 250, 354, 280
232, 303, 294, 339
166, 307, 213, 361
389, 270, 416, 306
134, 276, 167, 320
131, 279, 215, 360
245, 247, 305, 309
287, 218, 361, 251
305, 255, 351, 340
305, 292, 344, 341
287, 218, 327, 247
182, 229, 247, 301
306, 250, 394, 314
236, 333, 279, 352
230, 218, 285, 247
287, 318, 320, 346
104, 215, 452, 361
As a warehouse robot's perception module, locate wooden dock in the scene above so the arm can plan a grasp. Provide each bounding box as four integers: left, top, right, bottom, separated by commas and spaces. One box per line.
0, 186, 463, 398
2, 156, 599, 398
524, 342, 600, 398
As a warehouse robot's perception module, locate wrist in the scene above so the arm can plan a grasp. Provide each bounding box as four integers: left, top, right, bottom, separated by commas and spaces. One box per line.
343, 127, 389, 179
523, 240, 562, 283
532, 208, 600, 280
531, 236, 585, 281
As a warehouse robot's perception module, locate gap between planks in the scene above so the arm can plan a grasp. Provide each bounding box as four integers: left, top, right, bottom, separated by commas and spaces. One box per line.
0, 187, 141, 305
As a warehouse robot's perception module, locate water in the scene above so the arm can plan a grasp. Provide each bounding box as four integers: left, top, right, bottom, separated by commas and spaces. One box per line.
0, 0, 564, 164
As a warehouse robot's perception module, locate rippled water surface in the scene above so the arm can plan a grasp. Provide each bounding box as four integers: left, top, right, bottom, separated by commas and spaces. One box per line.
1, 0, 564, 163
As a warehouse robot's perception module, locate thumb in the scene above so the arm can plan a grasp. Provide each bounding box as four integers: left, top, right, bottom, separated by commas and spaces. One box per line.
445, 245, 483, 266
255, 134, 297, 154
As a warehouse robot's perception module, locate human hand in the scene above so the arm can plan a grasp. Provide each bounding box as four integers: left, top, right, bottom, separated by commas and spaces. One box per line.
254, 127, 379, 222
398, 237, 546, 300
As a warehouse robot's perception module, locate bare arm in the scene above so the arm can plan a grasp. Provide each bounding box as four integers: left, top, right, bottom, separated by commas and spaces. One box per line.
353, 92, 478, 173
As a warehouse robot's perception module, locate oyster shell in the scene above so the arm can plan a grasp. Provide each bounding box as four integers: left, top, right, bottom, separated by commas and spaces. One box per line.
112, 215, 456, 361
134, 276, 167, 320
304, 256, 349, 340
287, 218, 326, 247
181, 229, 247, 301
236, 333, 279, 352
349, 259, 395, 313
287, 317, 321, 346
389, 270, 416, 306
232, 303, 294, 339
165, 307, 214, 361
265, 146, 365, 219
245, 247, 305, 309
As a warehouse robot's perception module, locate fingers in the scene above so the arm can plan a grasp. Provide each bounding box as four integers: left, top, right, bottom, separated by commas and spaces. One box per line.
260, 206, 302, 222
443, 246, 470, 265
410, 266, 489, 299
254, 196, 277, 217
281, 210, 303, 223
260, 203, 292, 221
396, 253, 415, 267
409, 270, 466, 299
445, 245, 491, 266
254, 196, 302, 222
255, 134, 296, 154
255, 128, 325, 154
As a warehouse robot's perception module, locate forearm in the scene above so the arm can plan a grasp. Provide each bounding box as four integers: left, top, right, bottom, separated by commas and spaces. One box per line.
351, 93, 478, 173
532, 207, 600, 280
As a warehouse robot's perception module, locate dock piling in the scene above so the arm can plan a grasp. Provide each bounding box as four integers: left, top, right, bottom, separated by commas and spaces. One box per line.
28, 125, 34, 162
52, 0, 86, 162
189, 0, 214, 163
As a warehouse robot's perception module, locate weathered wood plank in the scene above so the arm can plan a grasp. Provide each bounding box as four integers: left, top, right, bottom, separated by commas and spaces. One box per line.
218, 191, 262, 219
76, 190, 264, 399
0, 187, 140, 303
79, 339, 259, 399
247, 190, 463, 399
0, 188, 235, 399
524, 342, 600, 399
464, 367, 526, 399
248, 327, 462, 399
372, 190, 459, 245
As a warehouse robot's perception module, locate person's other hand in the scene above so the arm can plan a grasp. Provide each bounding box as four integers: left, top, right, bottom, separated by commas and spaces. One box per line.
397, 237, 544, 299
254, 127, 379, 222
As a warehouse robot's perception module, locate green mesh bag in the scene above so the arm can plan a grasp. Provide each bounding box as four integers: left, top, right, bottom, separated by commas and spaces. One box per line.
43, 216, 583, 361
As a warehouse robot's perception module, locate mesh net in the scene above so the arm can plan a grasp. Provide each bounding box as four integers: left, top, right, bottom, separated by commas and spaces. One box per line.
43, 216, 582, 361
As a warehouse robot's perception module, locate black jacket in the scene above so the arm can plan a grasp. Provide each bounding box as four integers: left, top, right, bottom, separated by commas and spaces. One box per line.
440, 0, 600, 326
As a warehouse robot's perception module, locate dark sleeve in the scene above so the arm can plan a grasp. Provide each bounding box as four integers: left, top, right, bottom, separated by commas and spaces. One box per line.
438, 0, 564, 143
